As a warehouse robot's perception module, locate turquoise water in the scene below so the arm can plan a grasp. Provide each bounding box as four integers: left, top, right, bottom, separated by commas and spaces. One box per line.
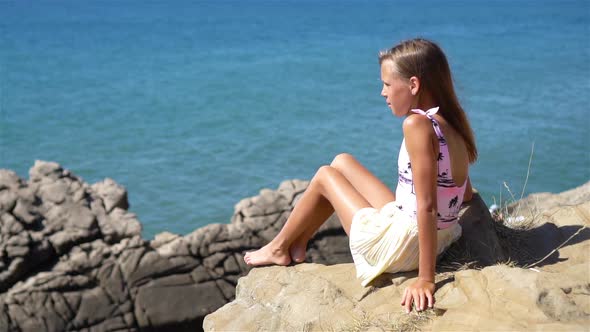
1, 0, 589, 240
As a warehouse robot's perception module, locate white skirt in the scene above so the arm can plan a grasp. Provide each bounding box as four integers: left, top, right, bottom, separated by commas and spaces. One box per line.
349, 201, 462, 287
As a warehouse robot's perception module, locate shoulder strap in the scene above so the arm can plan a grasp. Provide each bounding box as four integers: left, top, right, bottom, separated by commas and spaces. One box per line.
410, 107, 445, 141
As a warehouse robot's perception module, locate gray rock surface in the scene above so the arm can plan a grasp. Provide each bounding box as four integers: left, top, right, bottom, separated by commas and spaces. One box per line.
0, 160, 352, 332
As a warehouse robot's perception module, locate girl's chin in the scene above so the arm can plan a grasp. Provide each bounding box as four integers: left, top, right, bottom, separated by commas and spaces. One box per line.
388, 104, 408, 117
391, 106, 412, 117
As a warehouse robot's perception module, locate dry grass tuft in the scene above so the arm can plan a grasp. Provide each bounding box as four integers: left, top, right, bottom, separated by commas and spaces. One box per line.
385, 308, 437, 332
491, 142, 541, 225
487, 142, 545, 267
335, 311, 374, 332
494, 257, 519, 268
335, 309, 438, 332
347, 313, 374, 332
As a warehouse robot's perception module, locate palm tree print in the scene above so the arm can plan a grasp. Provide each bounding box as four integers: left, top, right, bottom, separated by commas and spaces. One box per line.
403, 162, 411, 174
448, 195, 459, 209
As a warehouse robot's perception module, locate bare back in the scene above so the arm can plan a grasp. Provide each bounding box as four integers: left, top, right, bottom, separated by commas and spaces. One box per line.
431, 114, 469, 187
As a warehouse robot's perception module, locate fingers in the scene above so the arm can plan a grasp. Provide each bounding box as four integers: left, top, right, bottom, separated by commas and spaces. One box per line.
417, 290, 424, 311
401, 288, 408, 305
402, 286, 435, 313
404, 290, 412, 313
403, 289, 422, 313
405, 291, 432, 313
426, 291, 434, 309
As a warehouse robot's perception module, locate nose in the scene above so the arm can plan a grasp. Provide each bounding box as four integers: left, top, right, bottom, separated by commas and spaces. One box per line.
381, 86, 386, 97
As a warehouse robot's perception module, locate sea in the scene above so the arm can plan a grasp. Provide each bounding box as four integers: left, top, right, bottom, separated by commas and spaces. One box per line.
1, 0, 589, 240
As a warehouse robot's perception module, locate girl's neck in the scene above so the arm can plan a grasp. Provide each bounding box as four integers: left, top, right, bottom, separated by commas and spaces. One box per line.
410, 91, 438, 114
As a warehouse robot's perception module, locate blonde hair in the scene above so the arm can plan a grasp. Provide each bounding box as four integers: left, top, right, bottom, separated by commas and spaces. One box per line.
379, 38, 478, 163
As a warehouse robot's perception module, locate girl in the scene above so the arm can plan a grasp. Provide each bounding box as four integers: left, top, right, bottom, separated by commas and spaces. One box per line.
244, 38, 477, 314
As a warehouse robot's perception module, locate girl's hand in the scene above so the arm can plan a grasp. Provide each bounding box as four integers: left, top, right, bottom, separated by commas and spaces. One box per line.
401, 278, 436, 313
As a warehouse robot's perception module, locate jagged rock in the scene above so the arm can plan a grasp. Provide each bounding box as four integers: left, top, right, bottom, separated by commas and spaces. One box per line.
0, 192, 18, 213
100, 207, 142, 244
28, 160, 64, 182
204, 184, 590, 331
91, 178, 129, 213
150, 231, 180, 249
0, 171, 22, 192
0, 161, 352, 331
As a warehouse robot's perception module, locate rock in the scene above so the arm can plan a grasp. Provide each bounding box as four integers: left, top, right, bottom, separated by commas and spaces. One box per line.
507, 181, 590, 218
150, 231, 181, 249
0, 161, 356, 331
0, 191, 18, 213
100, 207, 142, 243
12, 198, 40, 226
0, 170, 23, 191
441, 190, 507, 267
28, 160, 64, 182
38, 181, 68, 204
134, 276, 223, 330
430, 260, 589, 331
204, 182, 590, 331
91, 178, 129, 213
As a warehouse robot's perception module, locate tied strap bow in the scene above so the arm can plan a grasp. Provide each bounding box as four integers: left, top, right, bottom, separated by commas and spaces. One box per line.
410, 107, 440, 118
410, 106, 445, 140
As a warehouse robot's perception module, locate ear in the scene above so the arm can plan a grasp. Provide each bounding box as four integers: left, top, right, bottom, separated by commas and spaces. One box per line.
409, 76, 420, 96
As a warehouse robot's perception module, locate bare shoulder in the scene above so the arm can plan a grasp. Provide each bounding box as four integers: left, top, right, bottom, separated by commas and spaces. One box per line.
402, 114, 435, 138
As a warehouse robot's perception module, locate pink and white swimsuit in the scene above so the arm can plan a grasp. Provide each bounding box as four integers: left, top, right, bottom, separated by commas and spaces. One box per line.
394, 107, 468, 230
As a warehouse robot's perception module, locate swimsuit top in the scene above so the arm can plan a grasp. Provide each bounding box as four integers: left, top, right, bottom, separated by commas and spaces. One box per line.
395, 107, 468, 230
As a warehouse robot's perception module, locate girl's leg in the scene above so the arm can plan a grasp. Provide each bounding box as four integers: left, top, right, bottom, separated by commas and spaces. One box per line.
244, 165, 372, 266
331, 153, 396, 207
289, 153, 396, 260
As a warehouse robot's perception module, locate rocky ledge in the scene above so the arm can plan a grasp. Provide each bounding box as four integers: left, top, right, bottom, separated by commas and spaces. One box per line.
205, 181, 590, 331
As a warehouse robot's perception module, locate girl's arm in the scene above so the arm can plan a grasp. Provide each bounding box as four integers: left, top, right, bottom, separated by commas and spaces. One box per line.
400, 114, 438, 312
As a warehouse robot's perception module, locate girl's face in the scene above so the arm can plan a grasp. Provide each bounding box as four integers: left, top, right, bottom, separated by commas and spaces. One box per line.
380, 60, 415, 117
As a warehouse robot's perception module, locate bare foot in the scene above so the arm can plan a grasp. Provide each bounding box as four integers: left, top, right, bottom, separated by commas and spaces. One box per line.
244, 243, 292, 266
289, 241, 308, 263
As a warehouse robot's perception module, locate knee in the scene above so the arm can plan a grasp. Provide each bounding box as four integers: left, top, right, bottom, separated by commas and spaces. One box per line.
330, 153, 355, 170
315, 165, 334, 179
311, 165, 337, 187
